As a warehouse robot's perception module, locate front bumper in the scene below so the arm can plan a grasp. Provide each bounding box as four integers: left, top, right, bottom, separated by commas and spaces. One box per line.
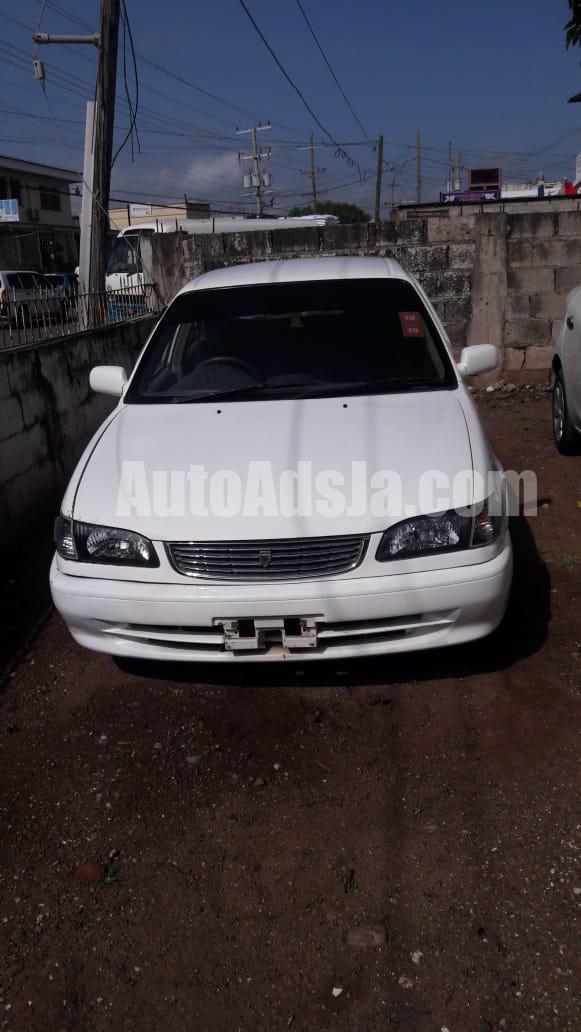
50, 539, 513, 662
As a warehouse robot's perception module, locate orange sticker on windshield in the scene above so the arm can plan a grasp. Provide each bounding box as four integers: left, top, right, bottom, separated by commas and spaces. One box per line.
399, 312, 424, 337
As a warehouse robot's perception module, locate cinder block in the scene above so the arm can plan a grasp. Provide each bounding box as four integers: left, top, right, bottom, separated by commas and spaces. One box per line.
444, 297, 471, 323
558, 211, 581, 237
505, 318, 551, 348
421, 271, 471, 298
271, 227, 320, 255
448, 244, 475, 269
524, 345, 553, 370
443, 321, 467, 348
507, 240, 533, 267
533, 237, 581, 268
397, 245, 449, 275
551, 318, 564, 344
506, 292, 531, 317
507, 268, 554, 294
508, 212, 557, 239
427, 216, 474, 244
555, 266, 581, 293
395, 219, 427, 245
529, 292, 566, 319
504, 347, 526, 371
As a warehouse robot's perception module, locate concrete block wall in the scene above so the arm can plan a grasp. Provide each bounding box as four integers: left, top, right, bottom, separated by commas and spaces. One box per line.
504, 210, 581, 373
145, 207, 581, 378
0, 315, 156, 548
176, 218, 476, 353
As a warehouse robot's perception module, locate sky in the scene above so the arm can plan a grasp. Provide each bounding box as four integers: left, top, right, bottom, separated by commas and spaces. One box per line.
1, 0, 581, 215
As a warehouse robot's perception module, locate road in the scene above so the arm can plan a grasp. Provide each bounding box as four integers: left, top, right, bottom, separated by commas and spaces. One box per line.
1, 394, 580, 1031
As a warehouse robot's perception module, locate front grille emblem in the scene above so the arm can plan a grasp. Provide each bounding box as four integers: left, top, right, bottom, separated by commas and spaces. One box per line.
257, 548, 272, 568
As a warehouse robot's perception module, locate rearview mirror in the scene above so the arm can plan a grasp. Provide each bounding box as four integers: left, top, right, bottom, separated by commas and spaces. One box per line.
89, 365, 127, 397
456, 344, 498, 379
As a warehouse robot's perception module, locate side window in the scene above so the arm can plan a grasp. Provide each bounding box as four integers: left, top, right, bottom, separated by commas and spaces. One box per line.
19, 273, 37, 289
6, 274, 22, 289
39, 187, 61, 212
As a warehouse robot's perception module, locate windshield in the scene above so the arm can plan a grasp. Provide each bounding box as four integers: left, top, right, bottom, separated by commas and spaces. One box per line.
106, 234, 142, 276
125, 279, 456, 404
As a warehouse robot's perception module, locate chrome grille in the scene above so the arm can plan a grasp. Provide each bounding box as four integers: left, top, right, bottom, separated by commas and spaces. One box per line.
166, 534, 369, 581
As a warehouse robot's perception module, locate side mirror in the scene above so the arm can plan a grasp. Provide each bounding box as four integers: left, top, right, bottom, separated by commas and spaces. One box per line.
457, 344, 498, 378
90, 365, 127, 397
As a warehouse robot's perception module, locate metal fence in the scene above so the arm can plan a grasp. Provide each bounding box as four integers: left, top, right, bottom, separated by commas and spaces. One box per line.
0, 282, 161, 350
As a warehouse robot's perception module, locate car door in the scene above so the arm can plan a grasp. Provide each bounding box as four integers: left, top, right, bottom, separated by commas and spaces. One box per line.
562, 286, 581, 428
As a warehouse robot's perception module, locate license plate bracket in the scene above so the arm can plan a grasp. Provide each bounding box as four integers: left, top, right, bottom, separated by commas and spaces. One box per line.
218, 616, 319, 652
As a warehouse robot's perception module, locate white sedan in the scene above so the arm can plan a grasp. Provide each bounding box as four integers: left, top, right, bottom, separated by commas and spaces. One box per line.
553, 286, 581, 454
51, 256, 513, 663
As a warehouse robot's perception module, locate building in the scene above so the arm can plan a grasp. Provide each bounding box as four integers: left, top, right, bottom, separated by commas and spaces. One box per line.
108, 200, 211, 231
0, 155, 80, 271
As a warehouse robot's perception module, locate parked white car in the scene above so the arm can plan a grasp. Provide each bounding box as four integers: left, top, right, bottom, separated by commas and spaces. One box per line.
0, 270, 60, 325
51, 257, 513, 663
553, 288, 581, 454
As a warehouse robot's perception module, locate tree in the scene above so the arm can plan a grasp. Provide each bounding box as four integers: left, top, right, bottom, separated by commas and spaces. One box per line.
565, 0, 581, 46
287, 200, 371, 223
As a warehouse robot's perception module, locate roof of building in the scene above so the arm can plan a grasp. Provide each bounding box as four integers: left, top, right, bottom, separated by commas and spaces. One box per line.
182, 256, 411, 294
0, 155, 80, 182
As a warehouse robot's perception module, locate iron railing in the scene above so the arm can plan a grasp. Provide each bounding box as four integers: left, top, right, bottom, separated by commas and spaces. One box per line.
0, 282, 161, 350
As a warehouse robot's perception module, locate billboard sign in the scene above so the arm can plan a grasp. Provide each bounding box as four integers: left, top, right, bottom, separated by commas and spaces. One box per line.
0, 199, 19, 222
440, 190, 500, 203
129, 203, 152, 217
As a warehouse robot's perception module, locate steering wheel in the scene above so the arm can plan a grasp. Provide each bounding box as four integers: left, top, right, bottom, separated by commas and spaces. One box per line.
193, 355, 261, 381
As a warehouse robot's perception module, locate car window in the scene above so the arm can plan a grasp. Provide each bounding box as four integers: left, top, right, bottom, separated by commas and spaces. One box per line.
6, 274, 21, 288
126, 278, 455, 404
19, 273, 38, 289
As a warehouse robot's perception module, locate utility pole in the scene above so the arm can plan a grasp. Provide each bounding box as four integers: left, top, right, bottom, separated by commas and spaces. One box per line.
237, 123, 272, 218
416, 129, 421, 204
389, 171, 399, 218
34, 0, 121, 295
90, 0, 120, 292
454, 149, 462, 192
374, 135, 384, 223
298, 134, 325, 211
448, 140, 452, 192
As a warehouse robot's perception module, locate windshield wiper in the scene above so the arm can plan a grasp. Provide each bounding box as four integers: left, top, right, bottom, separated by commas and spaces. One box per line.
167, 377, 441, 404
294, 377, 440, 397
170, 376, 319, 403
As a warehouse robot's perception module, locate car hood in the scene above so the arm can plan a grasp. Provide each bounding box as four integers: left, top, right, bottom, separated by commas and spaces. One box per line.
73, 391, 475, 540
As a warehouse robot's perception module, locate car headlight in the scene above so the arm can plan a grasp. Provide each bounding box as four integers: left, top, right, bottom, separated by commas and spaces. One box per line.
376, 499, 503, 562
54, 516, 159, 567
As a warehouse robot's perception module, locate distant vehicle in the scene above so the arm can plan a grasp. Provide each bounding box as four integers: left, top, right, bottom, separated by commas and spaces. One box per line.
553, 289, 581, 454
0, 270, 60, 326
43, 272, 79, 295
51, 255, 512, 665
105, 214, 340, 293
42, 272, 79, 320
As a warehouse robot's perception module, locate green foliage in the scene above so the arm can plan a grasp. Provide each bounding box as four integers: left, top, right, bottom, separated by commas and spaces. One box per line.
565, 0, 581, 46
287, 200, 371, 223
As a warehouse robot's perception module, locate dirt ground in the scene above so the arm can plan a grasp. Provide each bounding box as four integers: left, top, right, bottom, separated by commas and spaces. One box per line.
0, 394, 580, 1032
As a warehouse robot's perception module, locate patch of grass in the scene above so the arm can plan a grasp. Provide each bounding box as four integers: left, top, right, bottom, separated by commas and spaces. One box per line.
559, 552, 580, 569
342, 868, 359, 895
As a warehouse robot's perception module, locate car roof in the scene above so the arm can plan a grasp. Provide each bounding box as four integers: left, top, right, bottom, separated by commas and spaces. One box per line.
178, 256, 414, 294
0, 270, 44, 275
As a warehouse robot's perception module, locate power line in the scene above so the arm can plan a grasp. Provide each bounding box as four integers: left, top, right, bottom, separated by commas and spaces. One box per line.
237, 0, 362, 178
111, 0, 140, 166
293, 0, 372, 143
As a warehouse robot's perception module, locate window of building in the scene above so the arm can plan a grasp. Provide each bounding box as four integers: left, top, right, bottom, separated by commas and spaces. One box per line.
9, 179, 22, 204
39, 186, 61, 212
